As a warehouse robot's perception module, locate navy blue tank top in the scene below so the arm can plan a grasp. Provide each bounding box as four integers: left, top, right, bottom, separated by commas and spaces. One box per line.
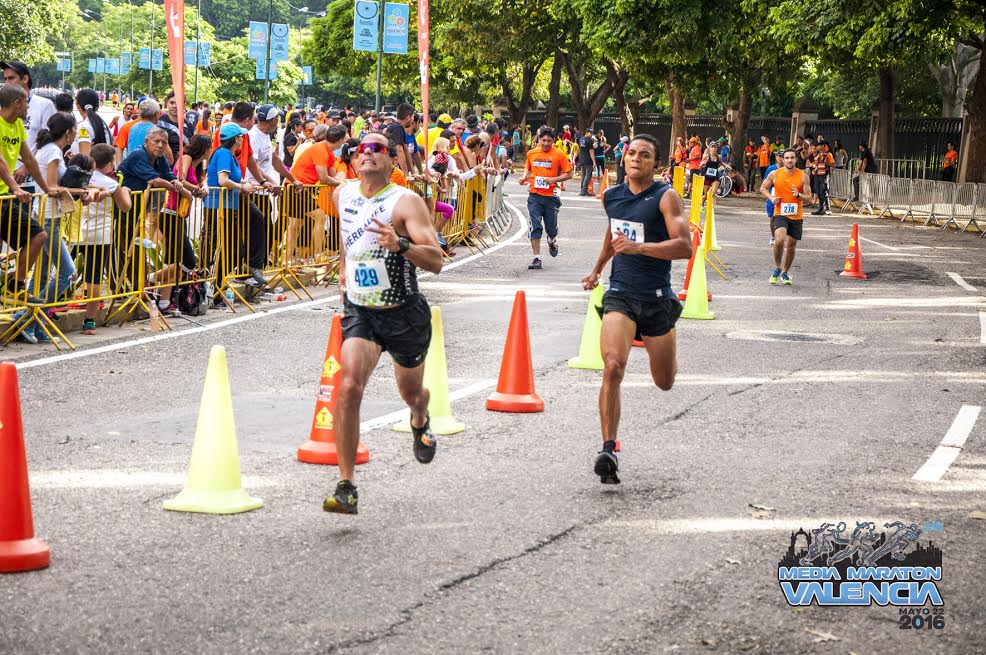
604, 181, 675, 302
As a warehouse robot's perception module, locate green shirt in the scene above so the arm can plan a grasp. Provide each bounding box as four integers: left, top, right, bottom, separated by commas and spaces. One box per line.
0, 116, 27, 195
354, 116, 365, 136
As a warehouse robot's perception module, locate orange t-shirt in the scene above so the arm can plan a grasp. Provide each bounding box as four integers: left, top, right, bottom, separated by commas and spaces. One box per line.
196, 119, 212, 135
390, 167, 407, 187
673, 147, 686, 164
335, 159, 358, 180
525, 146, 572, 197
773, 167, 806, 220
114, 119, 139, 150
757, 144, 772, 167
943, 150, 958, 168
687, 145, 702, 169
291, 141, 335, 185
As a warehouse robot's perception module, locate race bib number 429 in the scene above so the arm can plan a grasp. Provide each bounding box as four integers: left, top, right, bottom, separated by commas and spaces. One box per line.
347, 259, 391, 291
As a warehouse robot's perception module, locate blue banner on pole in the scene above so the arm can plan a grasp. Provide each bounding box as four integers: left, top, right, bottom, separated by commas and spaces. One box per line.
353, 1, 379, 53
255, 59, 278, 81
248, 21, 269, 60
106, 58, 121, 75
121, 52, 131, 75
87, 59, 96, 73
139, 48, 151, 69
95, 58, 106, 74
151, 49, 164, 71
270, 23, 289, 62
382, 3, 409, 55
302, 65, 313, 86
57, 59, 72, 73
184, 41, 197, 66
198, 42, 212, 67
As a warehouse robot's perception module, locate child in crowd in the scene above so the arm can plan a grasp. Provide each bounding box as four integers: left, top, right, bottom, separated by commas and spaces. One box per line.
79, 144, 131, 334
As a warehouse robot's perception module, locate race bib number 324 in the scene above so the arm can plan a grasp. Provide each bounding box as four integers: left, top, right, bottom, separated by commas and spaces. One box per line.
611, 218, 645, 243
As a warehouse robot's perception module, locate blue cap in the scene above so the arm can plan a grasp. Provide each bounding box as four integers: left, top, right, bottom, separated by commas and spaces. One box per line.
219, 122, 248, 141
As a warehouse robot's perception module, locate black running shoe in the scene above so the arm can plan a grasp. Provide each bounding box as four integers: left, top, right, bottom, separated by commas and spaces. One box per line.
323, 480, 359, 514
594, 449, 620, 484
411, 415, 437, 464
528, 257, 542, 270
548, 239, 559, 257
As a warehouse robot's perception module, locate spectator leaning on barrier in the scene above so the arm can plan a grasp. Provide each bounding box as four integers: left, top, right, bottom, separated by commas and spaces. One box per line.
71, 88, 111, 157
832, 140, 848, 169
0, 83, 50, 304
942, 142, 958, 182
853, 141, 878, 201
157, 91, 188, 163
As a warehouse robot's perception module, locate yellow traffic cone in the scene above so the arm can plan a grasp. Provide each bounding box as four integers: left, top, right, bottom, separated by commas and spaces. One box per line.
689, 175, 704, 226
392, 306, 465, 435
672, 166, 685, 197
705, 191, 721, 252
568, 284, 605, 370
163, 346, 263, 514
680, 245, 715, 320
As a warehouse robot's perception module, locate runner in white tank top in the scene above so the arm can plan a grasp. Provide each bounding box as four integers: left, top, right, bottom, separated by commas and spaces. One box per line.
324, 131, 445, 515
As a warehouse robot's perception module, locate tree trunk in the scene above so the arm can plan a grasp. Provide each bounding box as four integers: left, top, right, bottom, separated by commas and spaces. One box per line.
929, 40, 981, 118
726, 83, 754, 177
876, 66, 895, 159
565, 55, 615, 131
665, 70, 686, 162
499, 62, 542, 130
606, 61, 632, 135
962, 47, 986, 183
545, 53, 564, 130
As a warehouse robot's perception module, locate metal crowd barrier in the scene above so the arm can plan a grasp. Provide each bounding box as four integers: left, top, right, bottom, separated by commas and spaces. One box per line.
0, 171, 511, 350
829, 170, 986, 236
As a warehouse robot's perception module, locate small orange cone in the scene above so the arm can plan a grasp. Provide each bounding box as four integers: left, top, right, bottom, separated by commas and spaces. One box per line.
486, 291, 544, 412
0, 363, 50, 573
595, 170, 608, 199
632, 339, 644, 347
298, 314, 370, 465
677, 229, 711, 301
840, 224, 868, 279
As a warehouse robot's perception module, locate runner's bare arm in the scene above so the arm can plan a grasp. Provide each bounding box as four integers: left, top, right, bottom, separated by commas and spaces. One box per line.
759, 170, 776, 202
333, 185, 347, 294
611, 190, 691, 261
369, 193, 443, 274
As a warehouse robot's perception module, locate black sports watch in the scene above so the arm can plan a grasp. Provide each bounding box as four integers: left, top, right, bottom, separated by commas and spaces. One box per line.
397, 237, 411, 254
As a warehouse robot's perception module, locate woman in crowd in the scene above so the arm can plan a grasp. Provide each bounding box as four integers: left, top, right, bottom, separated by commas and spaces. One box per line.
71, 88, 112, 156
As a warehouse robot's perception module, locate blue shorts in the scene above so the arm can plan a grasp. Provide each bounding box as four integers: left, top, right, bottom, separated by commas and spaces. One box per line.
527, 194, 560, 240
766, 201, 775, 218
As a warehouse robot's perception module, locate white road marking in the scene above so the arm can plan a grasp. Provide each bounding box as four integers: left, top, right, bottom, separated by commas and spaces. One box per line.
30, 469, 279, 489
612, 370, 986, 387
602, 517, 895, 534
913, 405, 981, 482
17, 201, 531, 371
860, 236, 901, 252
358, 379, 496, 433
946, 272, 977, 292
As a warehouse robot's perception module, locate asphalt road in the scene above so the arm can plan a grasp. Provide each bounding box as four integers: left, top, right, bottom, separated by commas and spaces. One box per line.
2, 179, 985, 654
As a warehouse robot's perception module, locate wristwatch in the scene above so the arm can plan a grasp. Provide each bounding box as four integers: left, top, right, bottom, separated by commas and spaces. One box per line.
397, 237, 411, 254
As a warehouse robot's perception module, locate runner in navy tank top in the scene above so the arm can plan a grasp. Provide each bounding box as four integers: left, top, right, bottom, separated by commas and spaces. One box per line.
582, 134, 693, 485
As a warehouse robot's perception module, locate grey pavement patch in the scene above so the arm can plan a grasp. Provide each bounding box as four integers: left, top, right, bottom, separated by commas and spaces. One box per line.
725, 329, 864, 346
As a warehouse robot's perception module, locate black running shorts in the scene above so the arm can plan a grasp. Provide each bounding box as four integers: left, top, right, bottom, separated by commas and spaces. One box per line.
341, 294, 432, 368
770, 216, 803, 241
601, 291, 682, 339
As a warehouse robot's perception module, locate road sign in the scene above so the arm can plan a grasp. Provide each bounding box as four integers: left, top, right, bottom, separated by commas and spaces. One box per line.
121, 52, 131, 75
184, 41, 197, 66
95, 58, 106, 74
152, 48, 164, 71
87, 59, 96, 73
382, 3, 408, 55
248, 21, 268, 59
270, 23, 289, 62
139, 48, 151, 69
353, 1, 379, 52
106, 58, 121, 75
302, 65, 313, 86
56, 59, 72, 73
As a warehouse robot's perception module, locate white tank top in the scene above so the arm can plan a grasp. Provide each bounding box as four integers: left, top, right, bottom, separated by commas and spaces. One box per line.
339, 182, 419, 307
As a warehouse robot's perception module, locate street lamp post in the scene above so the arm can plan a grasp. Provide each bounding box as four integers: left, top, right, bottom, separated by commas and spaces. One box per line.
130, 1, 135, 99
194, 0, 202, 103
149, 3, 155, 93
263, 0, 273, 104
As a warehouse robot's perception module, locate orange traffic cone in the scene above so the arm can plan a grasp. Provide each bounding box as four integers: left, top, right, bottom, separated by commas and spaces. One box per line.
486, 291, 544, 412
595, 170, 608, 199
677, 229, 711, 301
632, 339, 644, 347
298, 314, 370, 465
0, 363, 50, 573
840, 223, 868, 279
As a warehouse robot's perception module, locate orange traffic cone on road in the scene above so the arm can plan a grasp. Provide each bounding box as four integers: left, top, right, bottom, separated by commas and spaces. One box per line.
298, 314, 370, 465
840, 223, 868, 279
487, 291, 544, 412
678, 229, 711, 302
632, 340, 644, 347
0, 363, 50, 573
595, 170, 608, 199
